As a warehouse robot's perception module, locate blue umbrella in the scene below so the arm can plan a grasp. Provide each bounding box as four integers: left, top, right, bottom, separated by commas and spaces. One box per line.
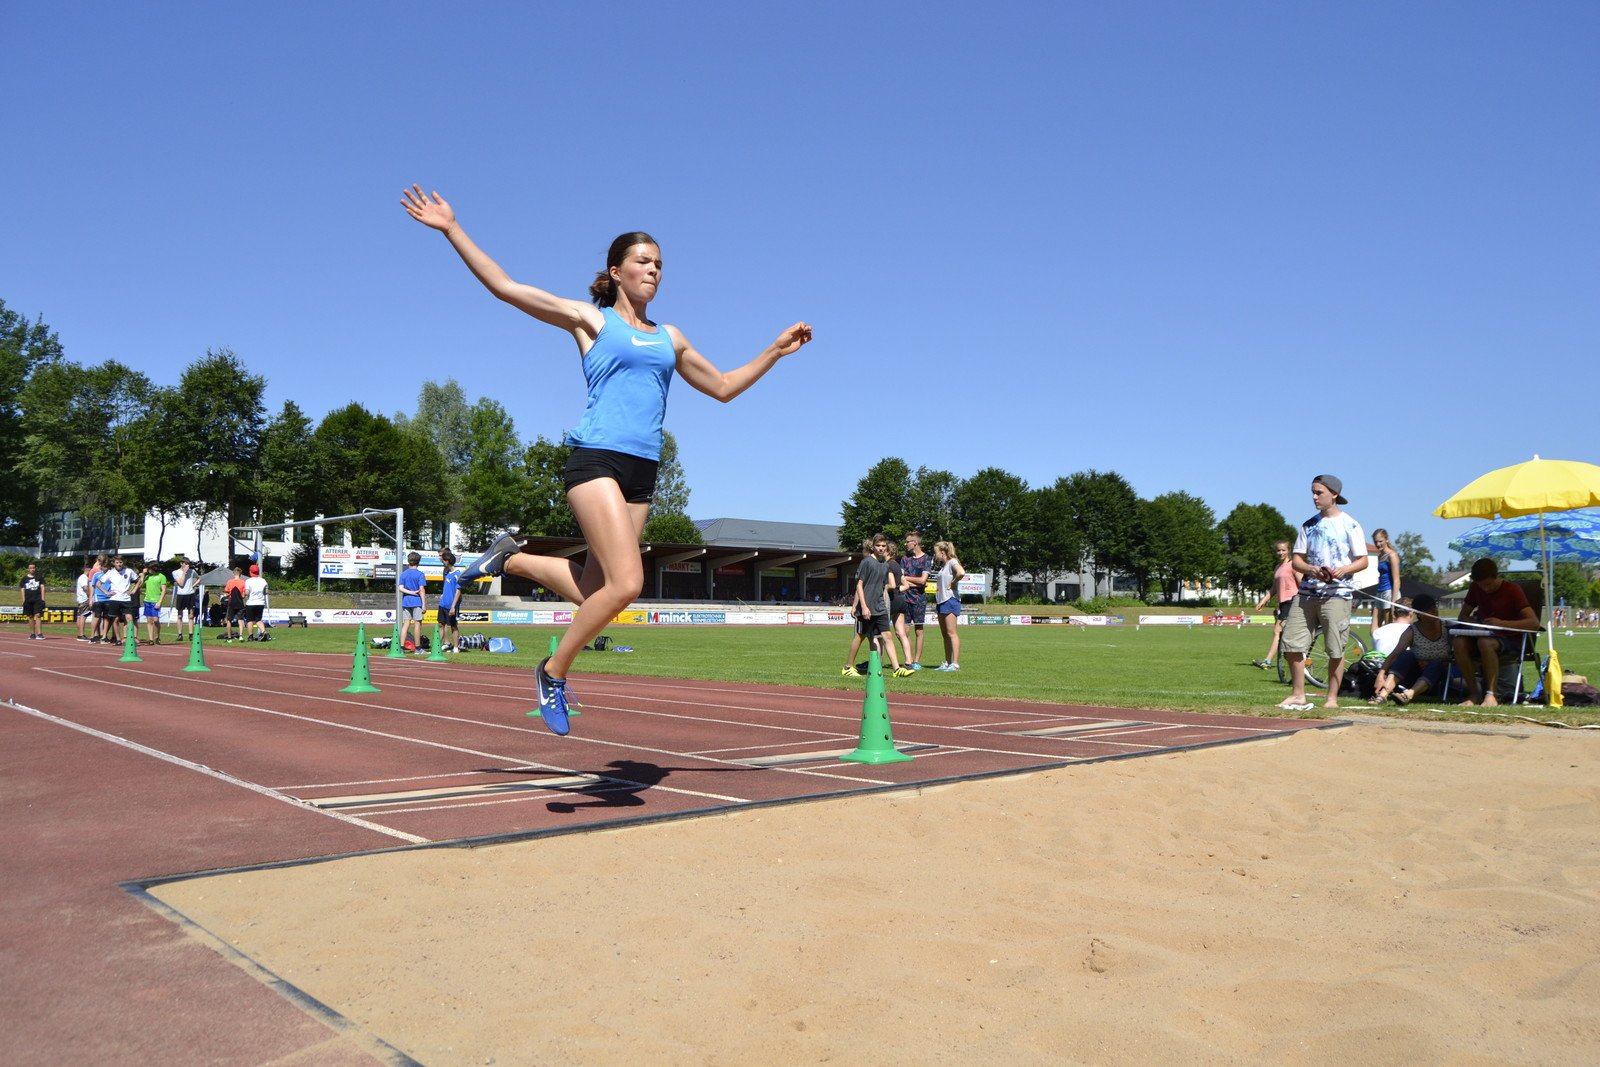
1448, 509, 1600, 566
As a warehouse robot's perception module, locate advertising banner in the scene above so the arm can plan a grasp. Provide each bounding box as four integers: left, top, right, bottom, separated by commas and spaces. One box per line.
291, 608, 399, 625
491, 610, 534, 625
1067, 615, 1126, 626
648, 610, 728, 624
723, 612, 788, 625
612, 610, 648, 625
958, 573, 988, 596
318, 547, 485, 582
801, 611, 850, 625
1138, 614, 1206, 626
318, 546, 397, 580
1, 606, 75, 624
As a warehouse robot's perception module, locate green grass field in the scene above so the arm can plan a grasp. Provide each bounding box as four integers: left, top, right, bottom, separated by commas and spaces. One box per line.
27, 616, 1600, 727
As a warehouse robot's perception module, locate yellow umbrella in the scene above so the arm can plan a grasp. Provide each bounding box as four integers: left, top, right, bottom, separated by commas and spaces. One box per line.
1434, 455, 1600, 519
1434, 455, 1600, 708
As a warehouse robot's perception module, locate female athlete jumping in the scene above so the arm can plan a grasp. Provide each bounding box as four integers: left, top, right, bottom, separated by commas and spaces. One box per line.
402, 186, 812, 734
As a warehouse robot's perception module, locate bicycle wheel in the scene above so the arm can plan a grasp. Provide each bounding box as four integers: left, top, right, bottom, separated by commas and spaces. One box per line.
1277, 641, 1326, 689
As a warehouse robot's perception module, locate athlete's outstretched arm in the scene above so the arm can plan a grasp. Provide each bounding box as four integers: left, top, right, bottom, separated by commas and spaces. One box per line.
401, 185, 601, 336
669, 322, 812, 403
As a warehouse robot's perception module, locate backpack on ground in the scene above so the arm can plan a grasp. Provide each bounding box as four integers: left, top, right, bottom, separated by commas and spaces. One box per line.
1346, 653, 1384, 699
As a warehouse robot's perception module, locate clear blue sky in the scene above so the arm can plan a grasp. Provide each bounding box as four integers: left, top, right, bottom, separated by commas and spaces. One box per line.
6, 2, 1596, 568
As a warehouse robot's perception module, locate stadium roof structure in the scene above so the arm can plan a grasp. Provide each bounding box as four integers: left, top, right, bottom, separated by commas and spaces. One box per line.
499, 530, 864, 602
694, 517, 845, 551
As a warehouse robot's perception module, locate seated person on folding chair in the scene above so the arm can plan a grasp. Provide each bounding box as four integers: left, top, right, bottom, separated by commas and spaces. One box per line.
1451, 558, 1539, 707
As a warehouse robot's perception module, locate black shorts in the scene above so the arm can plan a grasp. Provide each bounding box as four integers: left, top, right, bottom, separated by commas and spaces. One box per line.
890, 595, 908, 620
437, 609, 458, 628
856, 614, 888, 638
244, 605, 264, 622
1275, 601, 1292, 623
174, 593, 198, 616
563, 447, 658, 504
102, 602, 126, 621
23, 601, 45, 617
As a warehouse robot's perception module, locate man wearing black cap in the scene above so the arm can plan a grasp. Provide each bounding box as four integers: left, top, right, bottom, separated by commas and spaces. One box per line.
1279, 475, 1369, 710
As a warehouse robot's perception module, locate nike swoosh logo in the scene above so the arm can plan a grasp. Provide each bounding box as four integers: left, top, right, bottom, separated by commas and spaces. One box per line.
630, 335, 665, 347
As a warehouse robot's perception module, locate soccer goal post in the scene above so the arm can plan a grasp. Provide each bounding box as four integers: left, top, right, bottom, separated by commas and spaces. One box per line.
232, 507, 406, 623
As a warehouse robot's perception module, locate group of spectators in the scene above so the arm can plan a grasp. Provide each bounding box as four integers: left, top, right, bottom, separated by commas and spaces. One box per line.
22, 550, 474, 652
17, 555, 270, 645
1253, 474, 1545, 708
397, 550, 464, 654
841, 530, 967, 677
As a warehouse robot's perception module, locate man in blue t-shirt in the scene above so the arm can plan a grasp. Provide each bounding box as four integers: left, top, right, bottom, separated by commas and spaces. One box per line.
438, 550, 463, 653
399, 552, 427, 653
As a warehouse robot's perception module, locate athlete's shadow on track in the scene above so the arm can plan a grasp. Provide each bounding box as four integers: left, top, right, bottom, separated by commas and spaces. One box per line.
487, 759, 752, 815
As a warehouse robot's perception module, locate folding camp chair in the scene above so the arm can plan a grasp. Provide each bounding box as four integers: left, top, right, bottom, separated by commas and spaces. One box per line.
1441, 580, 1545, 703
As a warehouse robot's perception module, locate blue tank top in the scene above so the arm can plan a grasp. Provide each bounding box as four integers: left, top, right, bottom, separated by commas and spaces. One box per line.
566, 307, 675, 461
1377, 556, 1392, 590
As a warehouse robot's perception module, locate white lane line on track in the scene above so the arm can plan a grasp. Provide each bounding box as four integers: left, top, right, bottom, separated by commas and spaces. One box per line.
173, 660, 1190, 766
266, 658, 1078, 724
95, 663, 898, 788
39, 667, 759, 805
1, 697, 429, 844
276, 768, 513, 791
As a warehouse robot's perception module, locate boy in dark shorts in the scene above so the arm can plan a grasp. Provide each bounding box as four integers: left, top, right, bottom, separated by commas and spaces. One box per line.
841, 534, 913, 678
437, 550, 462, 652
222, 566, 247, 641
20, 562, 46, 640
899, 530, 935, 669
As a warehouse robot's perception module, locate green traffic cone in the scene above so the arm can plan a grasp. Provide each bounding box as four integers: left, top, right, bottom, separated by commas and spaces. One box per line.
549, 634, 560, 656
426, 622, 448, 661
340, 623, 381, 693
181, 624, 211, 672
118, 625, 142, 663
385, 618, 406, 658
840, 650, 911, 764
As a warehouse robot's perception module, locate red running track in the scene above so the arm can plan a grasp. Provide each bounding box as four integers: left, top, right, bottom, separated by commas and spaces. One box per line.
0, 630, 1337, 1064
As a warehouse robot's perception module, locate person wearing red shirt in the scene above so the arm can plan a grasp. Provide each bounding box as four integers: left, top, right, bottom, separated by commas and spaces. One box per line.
1452, 558, 1538, 706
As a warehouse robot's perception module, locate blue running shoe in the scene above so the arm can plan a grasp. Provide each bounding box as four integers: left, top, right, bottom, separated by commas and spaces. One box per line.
460, 533, 520, 583
530, 656, 574, 735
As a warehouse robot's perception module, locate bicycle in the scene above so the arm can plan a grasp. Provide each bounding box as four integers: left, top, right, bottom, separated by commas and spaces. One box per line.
1277, 626, 1367, 691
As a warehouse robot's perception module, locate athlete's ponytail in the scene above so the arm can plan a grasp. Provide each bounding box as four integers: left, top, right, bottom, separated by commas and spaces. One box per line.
589, 231, 659, 307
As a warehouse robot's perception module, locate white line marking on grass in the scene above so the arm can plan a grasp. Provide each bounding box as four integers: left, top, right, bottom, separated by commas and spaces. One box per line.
1, 697, 429, 844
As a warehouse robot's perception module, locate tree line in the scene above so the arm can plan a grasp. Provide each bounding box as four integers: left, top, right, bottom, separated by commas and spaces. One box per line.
13, 298, 1587, 606
0, 300, 698, 563
837, 458, 1479, 604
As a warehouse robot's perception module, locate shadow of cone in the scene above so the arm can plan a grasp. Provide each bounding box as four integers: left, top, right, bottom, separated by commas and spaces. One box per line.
840, 649, 911, 764
426, 622, 448, 661
340, 623, 381, 694
385, 619, 407, 659
118, 626, 142, 663
181, 624, 211, 672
